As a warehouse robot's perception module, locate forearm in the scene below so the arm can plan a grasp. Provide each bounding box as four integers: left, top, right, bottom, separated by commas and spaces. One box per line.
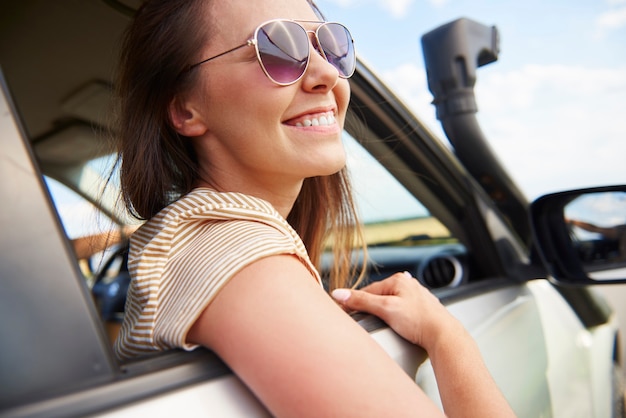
72, 230, 124, 259
428, 320, 516, 418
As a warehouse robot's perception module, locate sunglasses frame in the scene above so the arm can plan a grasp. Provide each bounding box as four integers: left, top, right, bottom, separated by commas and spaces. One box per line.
187, 19, 356, 86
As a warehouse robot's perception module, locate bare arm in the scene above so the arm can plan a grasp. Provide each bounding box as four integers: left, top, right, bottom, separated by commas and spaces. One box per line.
188, 255, 444, 418
332, 273, 516, 418
72, 230, 124, 260
71, 225, 137, 259
568, 219, 621, 240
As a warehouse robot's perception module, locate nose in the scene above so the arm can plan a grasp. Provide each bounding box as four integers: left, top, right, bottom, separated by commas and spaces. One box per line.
301, 35, 340, 91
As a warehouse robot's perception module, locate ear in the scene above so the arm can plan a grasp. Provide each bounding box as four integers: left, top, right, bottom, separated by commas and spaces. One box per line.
168, 95, 208, 137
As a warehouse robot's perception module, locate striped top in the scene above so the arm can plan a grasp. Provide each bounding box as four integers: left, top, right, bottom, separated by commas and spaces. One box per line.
114, 187, 321, 360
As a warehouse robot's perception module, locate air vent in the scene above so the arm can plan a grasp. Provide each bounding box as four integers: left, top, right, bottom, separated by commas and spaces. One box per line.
418, 255, 463, 289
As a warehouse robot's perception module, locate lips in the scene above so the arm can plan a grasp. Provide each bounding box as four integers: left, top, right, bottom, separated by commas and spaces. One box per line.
284, 111, 336, 127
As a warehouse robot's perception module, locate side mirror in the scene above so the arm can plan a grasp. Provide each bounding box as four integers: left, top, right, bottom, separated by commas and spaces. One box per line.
531, 186, 626, 284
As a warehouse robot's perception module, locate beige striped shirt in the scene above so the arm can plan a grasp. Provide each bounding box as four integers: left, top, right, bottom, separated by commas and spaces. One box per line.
114, 188, 321, 360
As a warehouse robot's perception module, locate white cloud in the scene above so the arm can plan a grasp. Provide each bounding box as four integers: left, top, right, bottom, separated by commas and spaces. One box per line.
378, 0, 414, 18
319, 0, 416, 19
596, 6, 626, 29
427, 0, 449, 7
566, 192, 626, 225
379, 62, 626, 199
474, 64, 626, 198
381, 63, 446, 139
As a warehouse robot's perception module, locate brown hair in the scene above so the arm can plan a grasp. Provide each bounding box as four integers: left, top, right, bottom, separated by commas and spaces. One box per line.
289, 172, 366, 290
115, 0, 208, 219
115, 0, 365, 289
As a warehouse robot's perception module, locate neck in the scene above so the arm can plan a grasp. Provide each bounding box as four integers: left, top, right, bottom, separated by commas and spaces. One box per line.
195, 176, 303, 219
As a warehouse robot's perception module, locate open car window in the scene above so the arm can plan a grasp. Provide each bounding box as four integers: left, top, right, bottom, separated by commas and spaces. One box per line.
45, 176, 108, 241
345, 132, 453, 247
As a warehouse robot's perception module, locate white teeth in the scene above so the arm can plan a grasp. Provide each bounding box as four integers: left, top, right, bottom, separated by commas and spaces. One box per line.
294, 112, 335, 127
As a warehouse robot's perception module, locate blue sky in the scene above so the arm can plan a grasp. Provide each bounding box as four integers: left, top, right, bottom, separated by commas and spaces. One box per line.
316, 0, 626, 200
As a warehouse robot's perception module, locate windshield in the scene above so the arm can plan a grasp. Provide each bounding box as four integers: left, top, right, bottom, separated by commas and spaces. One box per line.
344, 133, 454, 247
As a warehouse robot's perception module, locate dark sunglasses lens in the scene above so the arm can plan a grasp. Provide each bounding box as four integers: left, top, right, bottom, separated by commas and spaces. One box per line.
257, 21, 309, 84
317, 23, 355, 78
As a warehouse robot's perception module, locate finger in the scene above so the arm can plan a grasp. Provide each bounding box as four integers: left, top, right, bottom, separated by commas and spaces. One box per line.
331, 288, 396, 319
359, 271, 411, 296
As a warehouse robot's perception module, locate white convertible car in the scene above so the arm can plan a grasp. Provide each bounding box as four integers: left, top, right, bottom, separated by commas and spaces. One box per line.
0, 1, 624, 417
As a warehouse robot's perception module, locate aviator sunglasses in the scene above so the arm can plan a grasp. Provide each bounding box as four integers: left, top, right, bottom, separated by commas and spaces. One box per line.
188, 19, 356, 86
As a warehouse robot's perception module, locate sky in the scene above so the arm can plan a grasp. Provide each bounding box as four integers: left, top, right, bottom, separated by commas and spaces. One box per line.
316, 0, 626, 201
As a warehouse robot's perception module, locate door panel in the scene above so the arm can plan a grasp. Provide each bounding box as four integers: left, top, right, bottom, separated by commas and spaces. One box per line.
414, 281, 594, 418
529, 281, 596, 418
419, 284, 552, 416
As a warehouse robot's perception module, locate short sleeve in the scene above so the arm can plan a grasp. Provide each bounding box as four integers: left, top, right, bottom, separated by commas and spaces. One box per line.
152, 218, 318, 350
115, 189, 320, 360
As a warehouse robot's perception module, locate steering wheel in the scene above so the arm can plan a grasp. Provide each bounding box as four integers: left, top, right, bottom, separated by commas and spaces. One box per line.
92, 244, 131, 321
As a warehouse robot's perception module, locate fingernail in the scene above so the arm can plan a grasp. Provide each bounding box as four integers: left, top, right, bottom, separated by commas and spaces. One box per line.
331, 288, 351, 302
403, 271, 412, 278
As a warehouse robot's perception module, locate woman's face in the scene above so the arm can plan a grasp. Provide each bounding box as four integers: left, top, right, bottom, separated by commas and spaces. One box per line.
174, 0, 351, 197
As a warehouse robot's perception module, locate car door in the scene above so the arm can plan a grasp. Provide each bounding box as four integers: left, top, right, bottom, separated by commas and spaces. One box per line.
434, 282, 592, 417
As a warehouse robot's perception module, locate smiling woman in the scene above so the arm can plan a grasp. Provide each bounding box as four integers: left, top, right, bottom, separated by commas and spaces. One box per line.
113, 0, 361, 354
108, 0, 515, 416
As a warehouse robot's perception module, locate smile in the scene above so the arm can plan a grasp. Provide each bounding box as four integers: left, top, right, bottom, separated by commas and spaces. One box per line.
286, 111, 336, 127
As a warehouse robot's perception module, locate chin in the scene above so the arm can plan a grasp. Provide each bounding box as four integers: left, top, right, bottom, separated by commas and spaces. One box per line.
317, 160, 347, 177
300, 159, 345, 178
325, 151, 347, 173
302, 145, 346, 177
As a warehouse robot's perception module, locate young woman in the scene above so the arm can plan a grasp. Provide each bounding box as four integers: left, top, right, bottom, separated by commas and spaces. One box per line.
113, 0, 515, 416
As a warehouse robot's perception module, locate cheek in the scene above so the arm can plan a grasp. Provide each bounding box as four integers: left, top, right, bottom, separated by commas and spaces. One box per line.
202, 80, 271, 133
335, 79, 351, 121
202, 89, 289, 152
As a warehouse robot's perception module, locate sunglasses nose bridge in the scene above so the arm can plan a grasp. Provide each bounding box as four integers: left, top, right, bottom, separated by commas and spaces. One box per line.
304, 29, 326, 60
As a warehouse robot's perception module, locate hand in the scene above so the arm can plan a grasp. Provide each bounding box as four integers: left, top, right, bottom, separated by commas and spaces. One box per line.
332, 272, 461, 352
333, 273, 516, 417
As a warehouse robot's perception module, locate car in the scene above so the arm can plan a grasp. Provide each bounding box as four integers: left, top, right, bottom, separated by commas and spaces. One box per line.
0, 1, 624, 417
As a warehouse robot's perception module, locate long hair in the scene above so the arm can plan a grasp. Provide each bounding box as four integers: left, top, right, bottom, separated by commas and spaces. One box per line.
289, 172, 366, 290
115, 0, 207, 220
115, 0, 366, 290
